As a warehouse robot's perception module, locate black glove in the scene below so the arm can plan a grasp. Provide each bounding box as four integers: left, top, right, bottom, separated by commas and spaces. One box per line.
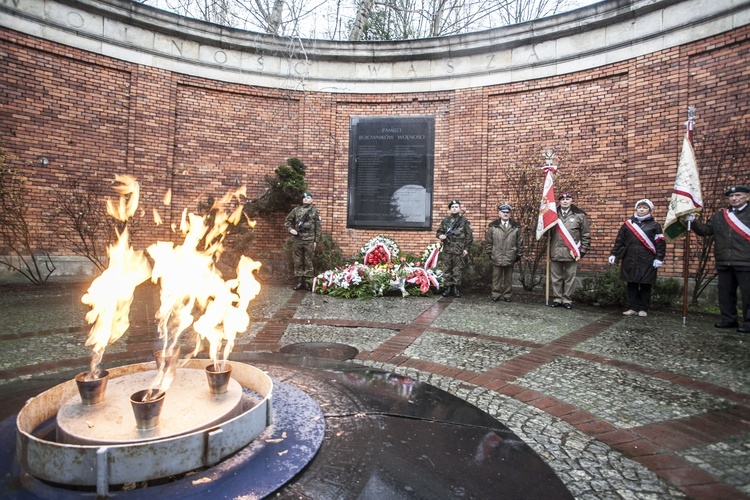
515, 255, 521, 263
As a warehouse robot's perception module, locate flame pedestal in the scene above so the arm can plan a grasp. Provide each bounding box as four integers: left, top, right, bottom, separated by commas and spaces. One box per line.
16, 359, 281, 496
58, 369, 243, 444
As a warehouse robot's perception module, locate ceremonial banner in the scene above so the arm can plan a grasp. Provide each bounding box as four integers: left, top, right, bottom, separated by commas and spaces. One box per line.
535, 166, 559, 240
664, 133, 703, 241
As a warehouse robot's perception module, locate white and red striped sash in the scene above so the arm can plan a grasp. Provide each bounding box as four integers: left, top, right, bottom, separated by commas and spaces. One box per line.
723, 209, 750, 242
625, 220, 663, 255
556, 221, 581, 259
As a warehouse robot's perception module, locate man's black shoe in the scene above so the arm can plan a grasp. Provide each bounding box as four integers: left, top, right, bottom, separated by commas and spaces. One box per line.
563, 303, 573, 310
737, 326, 750, 334
714, 322, 739, 329
453, 287, 461, 298
503, 298, 511, 303
442, 286, 454, 297
492, 297, 500, 302
293, 277, 306, 290
550, 302, 562, 308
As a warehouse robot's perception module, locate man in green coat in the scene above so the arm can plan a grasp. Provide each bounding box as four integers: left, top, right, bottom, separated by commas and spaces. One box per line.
284, 192, 321, 290
486, 204, 523, 302
437, 199, 473, 297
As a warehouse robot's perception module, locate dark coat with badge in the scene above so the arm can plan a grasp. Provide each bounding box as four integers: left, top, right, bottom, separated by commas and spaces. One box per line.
610, 215, 666, 283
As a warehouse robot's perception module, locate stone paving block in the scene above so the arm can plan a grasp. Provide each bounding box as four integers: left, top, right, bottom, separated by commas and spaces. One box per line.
653, 465, 720, 486
514, 356, 733, 428
1, 283, 747, 498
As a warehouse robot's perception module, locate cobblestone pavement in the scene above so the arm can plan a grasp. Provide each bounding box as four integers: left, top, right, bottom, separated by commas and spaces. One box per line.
0, 281, 748, 499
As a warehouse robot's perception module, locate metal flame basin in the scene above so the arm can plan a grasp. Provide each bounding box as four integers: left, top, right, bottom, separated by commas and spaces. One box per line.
16, 359, 273, 489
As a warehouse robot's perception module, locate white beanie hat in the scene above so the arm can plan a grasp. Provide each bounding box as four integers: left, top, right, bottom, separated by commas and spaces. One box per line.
634, 199, 654, 211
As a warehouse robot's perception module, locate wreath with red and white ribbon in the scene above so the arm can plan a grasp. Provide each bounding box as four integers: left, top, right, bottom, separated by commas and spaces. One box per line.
361, 235, 400, 266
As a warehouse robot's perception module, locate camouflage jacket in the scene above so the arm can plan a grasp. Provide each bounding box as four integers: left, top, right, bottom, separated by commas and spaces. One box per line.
437, 214, 473, 255
284, 205, 321, 243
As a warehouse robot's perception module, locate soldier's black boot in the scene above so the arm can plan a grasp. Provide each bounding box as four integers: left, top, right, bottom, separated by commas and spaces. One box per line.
442, 286, 454, 297
453, 286, 461, 298
293, 276, 305, 290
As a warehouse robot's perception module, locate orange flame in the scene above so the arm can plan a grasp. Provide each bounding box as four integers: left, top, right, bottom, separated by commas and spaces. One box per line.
82, 179, 151, 379
145, 187, 257, 395
82, 178, 259, 397
193, 255, 261, 369
106, 174, 140, 222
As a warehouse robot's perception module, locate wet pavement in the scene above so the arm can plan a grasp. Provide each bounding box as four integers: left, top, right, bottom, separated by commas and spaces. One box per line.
0, 281, 748, 499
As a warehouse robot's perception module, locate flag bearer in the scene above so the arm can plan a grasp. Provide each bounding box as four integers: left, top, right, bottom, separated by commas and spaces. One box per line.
683, 185, 750, 333
549, 192, 590, 309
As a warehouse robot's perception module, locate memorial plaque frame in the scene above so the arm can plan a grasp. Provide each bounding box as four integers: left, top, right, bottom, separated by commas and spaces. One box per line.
347, 116, 434, 230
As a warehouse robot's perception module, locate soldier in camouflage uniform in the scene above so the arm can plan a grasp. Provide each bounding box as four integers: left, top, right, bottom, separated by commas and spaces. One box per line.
437, 200, 473, 297
285, 192, 322, 290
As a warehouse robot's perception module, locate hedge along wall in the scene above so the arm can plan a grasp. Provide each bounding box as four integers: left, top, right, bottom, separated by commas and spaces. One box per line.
1, 0, 749, 277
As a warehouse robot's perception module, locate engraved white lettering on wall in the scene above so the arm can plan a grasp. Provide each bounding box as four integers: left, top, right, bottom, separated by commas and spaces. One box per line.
171, 40, 183, 57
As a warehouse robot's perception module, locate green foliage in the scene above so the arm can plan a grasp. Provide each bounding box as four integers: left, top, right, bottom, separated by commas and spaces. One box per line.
246, 157, 308, 216
652, 277, 682, 307
314, 233, 344, 275
575, 268, 626, 307
461, 242, 492, 291
326, 280, 374, 299
575, 268, 683, 308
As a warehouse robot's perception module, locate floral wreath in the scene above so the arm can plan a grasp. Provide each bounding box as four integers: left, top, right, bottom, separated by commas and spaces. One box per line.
360, 235, 400, 266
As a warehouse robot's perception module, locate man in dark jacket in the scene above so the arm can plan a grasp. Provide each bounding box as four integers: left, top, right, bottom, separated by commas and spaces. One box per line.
549, 192, 590, 309
437, 199, 473, 297
684, 185, 750, 333
486, 204, 523, 302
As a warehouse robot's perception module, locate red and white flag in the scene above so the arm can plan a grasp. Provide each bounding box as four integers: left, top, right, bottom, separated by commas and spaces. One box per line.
535, 165, 559, 240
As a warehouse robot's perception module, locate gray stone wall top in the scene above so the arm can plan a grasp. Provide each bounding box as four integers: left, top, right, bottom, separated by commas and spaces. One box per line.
2, 0, 749, 92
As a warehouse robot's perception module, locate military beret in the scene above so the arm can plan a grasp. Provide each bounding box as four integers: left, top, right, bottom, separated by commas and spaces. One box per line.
497, 204, 511, 212
725, 185, 750, 196
448, 199, 461, 207
302, 192, 313, 198
558, 192, 572, 199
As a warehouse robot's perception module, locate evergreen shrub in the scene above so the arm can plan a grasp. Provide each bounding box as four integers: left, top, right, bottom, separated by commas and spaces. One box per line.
575, 267, 682, 308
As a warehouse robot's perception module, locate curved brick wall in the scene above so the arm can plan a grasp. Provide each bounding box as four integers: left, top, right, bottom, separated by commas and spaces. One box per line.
1, 0, 749, 277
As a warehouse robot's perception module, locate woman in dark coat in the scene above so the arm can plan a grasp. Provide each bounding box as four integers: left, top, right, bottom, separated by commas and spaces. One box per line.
608, 199, 667, 316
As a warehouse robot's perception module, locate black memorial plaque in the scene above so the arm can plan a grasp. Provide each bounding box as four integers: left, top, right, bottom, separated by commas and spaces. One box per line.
347, 116, 434, 229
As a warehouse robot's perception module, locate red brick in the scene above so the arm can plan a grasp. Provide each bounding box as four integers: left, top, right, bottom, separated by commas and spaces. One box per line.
1, 25, 748, 272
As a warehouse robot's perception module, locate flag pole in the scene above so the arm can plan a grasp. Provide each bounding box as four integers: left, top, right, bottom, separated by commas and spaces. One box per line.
682, 106, 696, 326
546, 238, 551, 306
540, 150, 557, 307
